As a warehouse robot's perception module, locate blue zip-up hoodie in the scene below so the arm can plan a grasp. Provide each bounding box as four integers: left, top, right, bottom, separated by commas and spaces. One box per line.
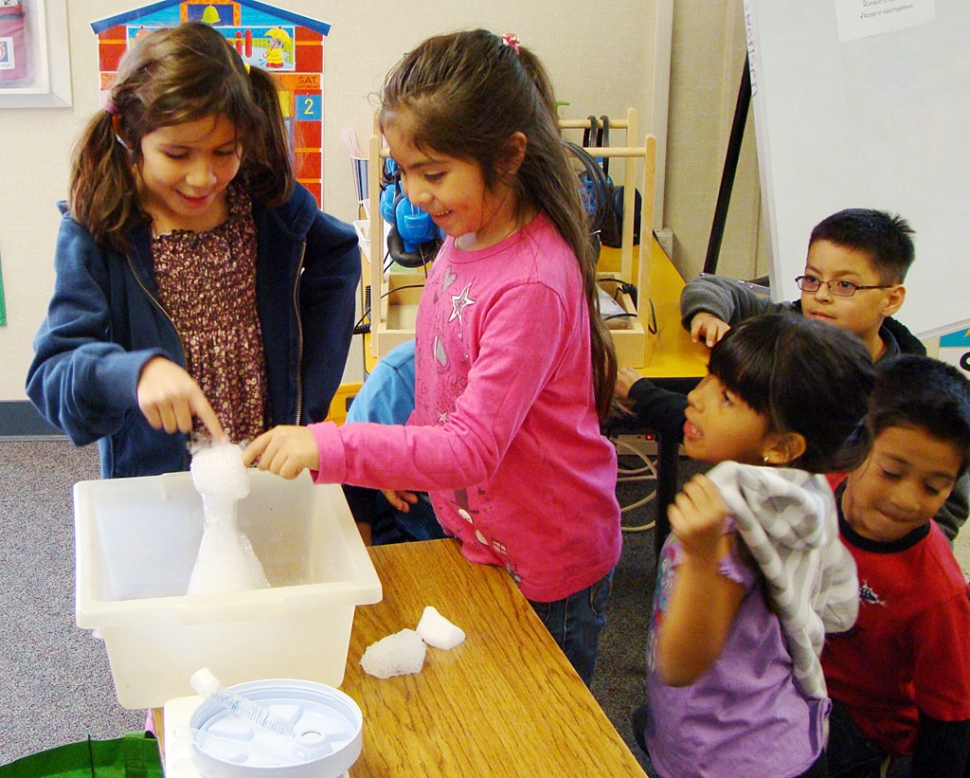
26, 184, 360, 479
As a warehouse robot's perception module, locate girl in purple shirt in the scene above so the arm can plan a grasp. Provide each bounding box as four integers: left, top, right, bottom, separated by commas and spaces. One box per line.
635, 315, 874, 778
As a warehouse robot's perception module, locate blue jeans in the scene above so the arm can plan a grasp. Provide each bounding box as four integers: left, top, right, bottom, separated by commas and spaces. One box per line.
529, 570, 613, 687
828, 698, 911, 777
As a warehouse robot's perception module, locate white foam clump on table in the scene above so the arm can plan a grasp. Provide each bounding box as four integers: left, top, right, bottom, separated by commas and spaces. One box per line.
360, 607, 466, 679
416, 606, 466, 650
359, 629, 427, 679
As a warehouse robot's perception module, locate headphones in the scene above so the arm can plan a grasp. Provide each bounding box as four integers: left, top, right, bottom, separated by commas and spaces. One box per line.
379, 159, 442, 269
571, 115, 641, 250
567, 136, 614, 254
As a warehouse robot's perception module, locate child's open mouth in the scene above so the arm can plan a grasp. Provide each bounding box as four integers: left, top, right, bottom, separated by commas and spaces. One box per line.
683, 420, 702, 442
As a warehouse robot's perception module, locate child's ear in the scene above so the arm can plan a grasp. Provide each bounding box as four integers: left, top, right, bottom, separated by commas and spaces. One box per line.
881, 284, 906, 318
503, 131, 528, 176
762, 432, 807, 466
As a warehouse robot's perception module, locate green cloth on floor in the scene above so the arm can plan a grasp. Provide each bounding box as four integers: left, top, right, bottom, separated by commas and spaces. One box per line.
0, 734, 162, 777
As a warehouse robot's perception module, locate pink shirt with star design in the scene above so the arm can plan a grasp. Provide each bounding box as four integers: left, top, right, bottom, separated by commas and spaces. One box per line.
310, 214, 621, 602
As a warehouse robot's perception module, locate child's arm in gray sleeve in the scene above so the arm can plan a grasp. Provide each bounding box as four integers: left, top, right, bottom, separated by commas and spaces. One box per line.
679, 274, 791, 331
934, 470, 969, 542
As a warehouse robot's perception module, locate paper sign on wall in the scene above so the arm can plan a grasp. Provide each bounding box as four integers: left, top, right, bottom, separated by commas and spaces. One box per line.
835, 0, 935, 42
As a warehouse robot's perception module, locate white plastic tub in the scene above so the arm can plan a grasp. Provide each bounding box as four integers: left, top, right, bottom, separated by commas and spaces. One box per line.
74, 471, 382, 709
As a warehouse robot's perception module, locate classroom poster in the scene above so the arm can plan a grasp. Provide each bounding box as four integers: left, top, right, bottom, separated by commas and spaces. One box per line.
91, 1, 331, 206
0, 0, 30, 87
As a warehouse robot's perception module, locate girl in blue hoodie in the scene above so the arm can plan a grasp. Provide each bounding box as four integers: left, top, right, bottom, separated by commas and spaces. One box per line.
27, 22, 359, 478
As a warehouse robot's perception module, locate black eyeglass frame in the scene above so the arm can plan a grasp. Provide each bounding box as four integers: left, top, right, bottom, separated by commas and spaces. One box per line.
794, 275, 896, 298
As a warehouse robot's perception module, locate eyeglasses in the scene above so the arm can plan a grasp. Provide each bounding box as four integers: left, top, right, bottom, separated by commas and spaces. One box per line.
794, 275, 894, 298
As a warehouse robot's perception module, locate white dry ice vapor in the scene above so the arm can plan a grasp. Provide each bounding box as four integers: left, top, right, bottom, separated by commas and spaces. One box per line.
360, 629, 427, 679
191, 444, 251, 499
187, 443, 268, 595
416, 606, 466, 650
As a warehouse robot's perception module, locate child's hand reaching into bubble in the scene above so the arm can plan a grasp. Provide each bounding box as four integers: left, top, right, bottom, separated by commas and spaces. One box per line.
243, 425, 320, 478
137, 356, 227, 443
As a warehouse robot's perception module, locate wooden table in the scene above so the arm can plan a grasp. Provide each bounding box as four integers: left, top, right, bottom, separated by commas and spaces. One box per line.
604, 240, 709, 382
157, 540, 646, 776
341, 539, 648, 777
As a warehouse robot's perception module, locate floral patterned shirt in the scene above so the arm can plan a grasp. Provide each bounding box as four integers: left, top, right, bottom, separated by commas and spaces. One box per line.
152, 184, 268, 444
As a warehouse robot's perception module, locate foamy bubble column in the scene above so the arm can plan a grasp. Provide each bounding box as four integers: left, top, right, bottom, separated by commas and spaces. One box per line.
187, 444, 270, 595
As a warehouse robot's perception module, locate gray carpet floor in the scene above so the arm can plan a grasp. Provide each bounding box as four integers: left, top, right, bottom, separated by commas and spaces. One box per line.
0, 440, 143, 763
0, 438, 692, 770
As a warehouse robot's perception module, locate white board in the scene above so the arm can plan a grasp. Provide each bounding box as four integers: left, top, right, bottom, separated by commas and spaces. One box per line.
744, 0, 970, 338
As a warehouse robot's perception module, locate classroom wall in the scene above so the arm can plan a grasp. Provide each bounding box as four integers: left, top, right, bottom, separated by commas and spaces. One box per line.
667, 1, 765, 282
0, 0, 760, 404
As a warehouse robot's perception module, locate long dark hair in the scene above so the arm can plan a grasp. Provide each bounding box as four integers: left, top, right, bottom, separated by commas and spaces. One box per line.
70, 21, 294, 253
379, 29, 617, 419
708, 314, 876, 473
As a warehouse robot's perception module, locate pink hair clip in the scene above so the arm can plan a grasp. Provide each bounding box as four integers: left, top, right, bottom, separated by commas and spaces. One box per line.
501, 33, 520, 55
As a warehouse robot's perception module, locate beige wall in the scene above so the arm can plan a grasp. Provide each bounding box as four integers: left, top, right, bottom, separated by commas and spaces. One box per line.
665, 0, 764, 283
0, 0, 761, 402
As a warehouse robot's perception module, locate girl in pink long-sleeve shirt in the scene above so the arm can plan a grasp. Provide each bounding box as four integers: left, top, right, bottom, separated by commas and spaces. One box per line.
244, 30, 621, 685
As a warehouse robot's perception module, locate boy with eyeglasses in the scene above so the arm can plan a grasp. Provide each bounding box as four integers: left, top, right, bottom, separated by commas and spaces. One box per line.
667, 208, 967, 540
680, 208, 918, 361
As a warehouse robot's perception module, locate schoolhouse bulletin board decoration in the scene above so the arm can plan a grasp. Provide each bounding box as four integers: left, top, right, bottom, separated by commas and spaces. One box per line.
0, 249, 6, 326
91, 1, 330, 206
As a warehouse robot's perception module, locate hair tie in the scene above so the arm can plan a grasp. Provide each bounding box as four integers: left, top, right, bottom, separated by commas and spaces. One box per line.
244, 63, 251, 74
104, 99, 119, 116
501, 33, 520, 55
108, 112, 130, 151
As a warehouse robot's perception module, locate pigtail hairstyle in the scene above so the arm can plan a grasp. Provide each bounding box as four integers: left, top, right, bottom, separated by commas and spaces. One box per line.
70, 108, 148, 254
379, 29, 618, 420
69, 21, 294, 254
708, 314, 876, 473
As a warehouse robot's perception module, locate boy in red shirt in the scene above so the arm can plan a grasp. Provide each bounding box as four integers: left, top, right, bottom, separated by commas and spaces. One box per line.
823, 355, 970, 777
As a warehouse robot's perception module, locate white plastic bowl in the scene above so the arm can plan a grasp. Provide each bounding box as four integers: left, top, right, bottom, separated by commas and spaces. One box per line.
189, 679, 363, 778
